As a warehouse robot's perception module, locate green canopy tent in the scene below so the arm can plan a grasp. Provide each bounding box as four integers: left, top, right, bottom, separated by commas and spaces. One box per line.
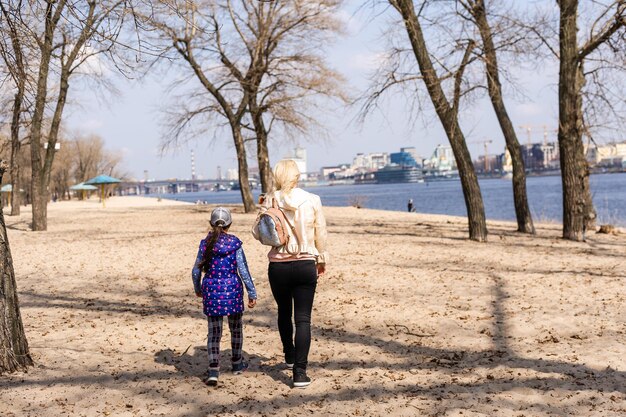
69, 182, 98, 200
0, 184, 13, 207
84, 175, 121, 207
0, 184, 25, 207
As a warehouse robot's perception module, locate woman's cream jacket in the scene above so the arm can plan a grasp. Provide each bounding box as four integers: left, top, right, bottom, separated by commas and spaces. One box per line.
252, 188, 328, 264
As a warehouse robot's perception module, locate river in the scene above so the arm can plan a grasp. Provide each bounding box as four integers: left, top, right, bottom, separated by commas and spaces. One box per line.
159, 172, 626, 227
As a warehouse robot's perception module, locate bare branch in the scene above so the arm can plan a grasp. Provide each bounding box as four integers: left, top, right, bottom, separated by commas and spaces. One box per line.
579, 2, 626, 60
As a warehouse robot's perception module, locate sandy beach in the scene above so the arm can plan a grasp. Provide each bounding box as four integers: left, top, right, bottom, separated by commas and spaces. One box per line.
1, 196, 624, 416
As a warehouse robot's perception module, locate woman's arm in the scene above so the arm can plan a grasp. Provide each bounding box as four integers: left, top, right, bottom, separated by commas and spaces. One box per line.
313, 195, 329, 265
236, 247, 257, 300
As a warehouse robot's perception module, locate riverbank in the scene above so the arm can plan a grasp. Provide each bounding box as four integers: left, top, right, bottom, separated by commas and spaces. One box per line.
1, 197, 624, 416
156, 172, 626, 227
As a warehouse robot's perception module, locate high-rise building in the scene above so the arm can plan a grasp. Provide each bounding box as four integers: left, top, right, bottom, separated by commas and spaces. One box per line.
284, 146, 308, 180
425, 144, 456, 171
390, 147, 422, 168
369, 152, 389, 170
352, 153, 368, 170
226, 168, 238, 180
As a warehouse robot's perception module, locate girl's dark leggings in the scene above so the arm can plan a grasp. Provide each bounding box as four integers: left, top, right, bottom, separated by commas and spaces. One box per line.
268, 260, 318, 372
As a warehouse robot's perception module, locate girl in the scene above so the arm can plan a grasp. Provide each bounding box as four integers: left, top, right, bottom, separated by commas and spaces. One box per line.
192, 207, 257, 386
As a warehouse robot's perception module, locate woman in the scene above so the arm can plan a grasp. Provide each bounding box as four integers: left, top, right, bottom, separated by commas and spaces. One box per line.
252, 159, 328, 388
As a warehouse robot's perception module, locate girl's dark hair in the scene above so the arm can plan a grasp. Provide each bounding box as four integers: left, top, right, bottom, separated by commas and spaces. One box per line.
198, 224, 228, 273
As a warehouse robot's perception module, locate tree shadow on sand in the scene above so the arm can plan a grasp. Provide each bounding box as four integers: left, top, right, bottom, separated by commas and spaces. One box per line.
247, 273, 624, 394
155, 346, 293, 387
152, 270, 625, 415
4, 268, 624, 415
18, 272, 625, 400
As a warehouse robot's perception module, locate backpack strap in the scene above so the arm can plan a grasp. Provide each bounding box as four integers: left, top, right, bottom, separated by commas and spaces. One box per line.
272, 197, 301, 254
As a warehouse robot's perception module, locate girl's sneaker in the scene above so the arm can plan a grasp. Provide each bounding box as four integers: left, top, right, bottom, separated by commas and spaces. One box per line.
232, 360, 249, 375
205, 369, 219, 386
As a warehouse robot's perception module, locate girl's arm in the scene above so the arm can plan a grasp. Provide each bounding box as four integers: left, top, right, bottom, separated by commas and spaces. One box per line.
191, 241, 205, 295
235, 247, 257, 300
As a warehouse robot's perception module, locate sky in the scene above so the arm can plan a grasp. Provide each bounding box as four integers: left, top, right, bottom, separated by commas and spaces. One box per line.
63, 0, 565, 181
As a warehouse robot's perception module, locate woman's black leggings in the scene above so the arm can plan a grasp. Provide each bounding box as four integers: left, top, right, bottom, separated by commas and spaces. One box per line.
268, 260, 317, 372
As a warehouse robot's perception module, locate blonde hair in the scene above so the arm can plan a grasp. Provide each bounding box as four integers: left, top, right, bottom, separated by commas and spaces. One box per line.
273, 159, 300, 195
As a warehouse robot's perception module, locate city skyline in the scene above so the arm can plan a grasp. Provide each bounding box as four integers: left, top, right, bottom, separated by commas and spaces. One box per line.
61, 1, 619, 181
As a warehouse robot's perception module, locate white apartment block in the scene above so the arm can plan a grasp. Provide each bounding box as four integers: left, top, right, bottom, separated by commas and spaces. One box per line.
226, 168, 239, 180
425, 144, 456, 170
587, 141, 626, 166
351, 152, 390, 171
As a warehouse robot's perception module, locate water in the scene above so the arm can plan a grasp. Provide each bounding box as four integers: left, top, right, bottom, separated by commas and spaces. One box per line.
158, 172, 626, 227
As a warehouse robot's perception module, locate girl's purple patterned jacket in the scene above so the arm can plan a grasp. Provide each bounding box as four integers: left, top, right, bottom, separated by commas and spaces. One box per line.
191, 233, 256, 317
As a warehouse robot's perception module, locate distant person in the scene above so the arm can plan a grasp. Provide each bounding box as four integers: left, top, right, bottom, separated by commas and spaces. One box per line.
191, 207, 257, 387
252, 159, 328, 388
407, 198, 414, 212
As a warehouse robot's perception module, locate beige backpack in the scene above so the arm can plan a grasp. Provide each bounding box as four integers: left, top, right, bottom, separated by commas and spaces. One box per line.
255, 199, 301, 254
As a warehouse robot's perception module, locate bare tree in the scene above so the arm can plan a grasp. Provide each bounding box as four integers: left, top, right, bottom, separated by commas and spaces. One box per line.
0, 160, 33, 374
385, 0, 488, 241
139, 1, 255, 211
214, 0, 346, 193
72, 134, 124, 182
140, 1, 346, 204
49, 133, 125, 200
0, 1, 35, 216
50, 141, 73, 200
73, 134, 109, 183
14, 0, 135, 231
556, 0, 625, 241
457, 0, 535, 234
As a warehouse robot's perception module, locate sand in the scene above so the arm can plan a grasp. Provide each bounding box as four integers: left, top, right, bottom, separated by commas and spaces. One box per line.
1, 195, 624, 416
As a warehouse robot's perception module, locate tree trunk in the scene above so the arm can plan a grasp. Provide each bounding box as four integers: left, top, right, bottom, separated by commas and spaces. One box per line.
393, 0, 487, 241
250, 98, 273, 193
576, 64, 596, 232
0, 161, 33, 374
9, 91, 22, 216
558, 0, 594, 241
31, 179, 48, 231
232, 126, 255, 212
30, 141, 48, 231
449, 126, 489, 242
43, 77, 69, 183
472, 0, 534, 234
29, 2, 61, 232
1, 1, 27, 217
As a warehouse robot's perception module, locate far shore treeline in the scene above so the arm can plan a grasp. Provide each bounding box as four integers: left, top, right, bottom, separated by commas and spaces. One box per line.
0, 0, 624, 374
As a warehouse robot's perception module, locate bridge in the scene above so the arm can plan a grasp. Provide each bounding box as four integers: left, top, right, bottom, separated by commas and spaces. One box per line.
115, 178, 259, 196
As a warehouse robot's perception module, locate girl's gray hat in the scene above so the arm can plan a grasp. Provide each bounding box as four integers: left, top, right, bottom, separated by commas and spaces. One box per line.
210, 207, 232, 227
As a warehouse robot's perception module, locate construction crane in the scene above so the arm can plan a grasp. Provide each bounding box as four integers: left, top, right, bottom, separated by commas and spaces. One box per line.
468, 139, 493, 172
